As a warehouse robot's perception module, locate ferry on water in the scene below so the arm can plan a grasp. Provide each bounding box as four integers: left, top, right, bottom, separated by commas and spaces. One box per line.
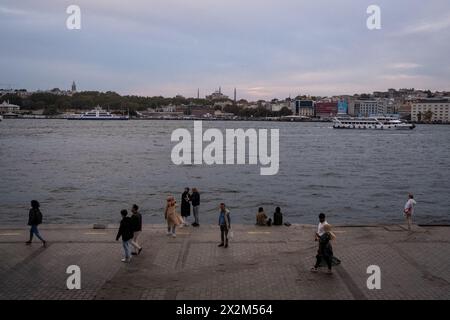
332, 116, 415, 130
67, 106, 129, 120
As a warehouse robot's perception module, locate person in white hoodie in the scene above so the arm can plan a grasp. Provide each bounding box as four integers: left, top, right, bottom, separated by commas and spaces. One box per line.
404, 193, 417, 231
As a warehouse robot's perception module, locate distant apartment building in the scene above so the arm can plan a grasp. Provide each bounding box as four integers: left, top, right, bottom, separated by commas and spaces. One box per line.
356, 99, 387, 116
315, 102, 337, 118
0, 100, 20, 114
293, 100, 314, 117
411, 98, 450, 123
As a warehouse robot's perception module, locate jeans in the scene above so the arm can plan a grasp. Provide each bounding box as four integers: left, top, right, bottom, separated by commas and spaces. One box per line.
30, 225, 44, 242
131, 231, 142, 251
122, 240, 131, 259
193, 206, 199, 224
168, 226, 176, 234
220, 225, 228, 244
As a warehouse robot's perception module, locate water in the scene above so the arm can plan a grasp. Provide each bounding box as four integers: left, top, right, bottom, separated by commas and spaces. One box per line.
0, 120, 449, 226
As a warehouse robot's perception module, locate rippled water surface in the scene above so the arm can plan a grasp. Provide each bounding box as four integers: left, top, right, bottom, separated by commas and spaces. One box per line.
0, 120, 449, 225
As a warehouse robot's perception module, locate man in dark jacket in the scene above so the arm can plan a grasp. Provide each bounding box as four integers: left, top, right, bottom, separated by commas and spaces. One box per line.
116, 209, 134, 263
190, 188, 200, 227
26, 200, 46, 246
130, 204, 143, 255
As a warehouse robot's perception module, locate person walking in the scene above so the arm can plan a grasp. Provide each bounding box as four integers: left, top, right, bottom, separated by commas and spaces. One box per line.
404, 193, 417, 231
26, 200, 47, 247
311, 224, 336, 274
130, 204, 143, 255
181, 188, 191, 226
218, 203, 231, 248
273, 207, 283, 226
190, 188, 200, 227
116, 209, 134, 263
165, 196, 183, 237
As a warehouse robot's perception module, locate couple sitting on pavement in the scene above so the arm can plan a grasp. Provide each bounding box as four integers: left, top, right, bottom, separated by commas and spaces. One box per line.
256, 207, 283, 226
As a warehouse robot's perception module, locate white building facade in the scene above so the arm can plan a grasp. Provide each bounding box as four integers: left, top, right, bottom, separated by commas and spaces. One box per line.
411, 99, 450, 123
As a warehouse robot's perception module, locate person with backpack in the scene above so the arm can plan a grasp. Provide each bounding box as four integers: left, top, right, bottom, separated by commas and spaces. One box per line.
26, 200, 46, 246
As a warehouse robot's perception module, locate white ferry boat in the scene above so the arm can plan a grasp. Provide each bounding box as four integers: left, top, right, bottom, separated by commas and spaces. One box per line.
332, 116, 415, 130
67, 106, 129, 120
0, 115, 3, 121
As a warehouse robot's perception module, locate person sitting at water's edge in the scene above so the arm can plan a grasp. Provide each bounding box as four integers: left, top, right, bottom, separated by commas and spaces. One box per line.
256, 207, 272, 226
273, 207, 283, 226
130, 204, 143, 256
218, 203, 231, 248
26, 200, 47, 247
116, 209, 134, 263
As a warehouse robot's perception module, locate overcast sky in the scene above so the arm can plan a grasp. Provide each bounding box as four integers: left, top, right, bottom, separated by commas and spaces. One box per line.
1, 0, 450, 100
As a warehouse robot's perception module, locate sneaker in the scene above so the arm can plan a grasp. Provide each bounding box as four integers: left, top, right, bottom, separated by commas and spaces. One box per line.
172, 233, 176, 238
121, 258, 128, 263
166, 231, 172, 236
138, 247, 142, 255
131, 252, 137, 256
326, 269, 333, 275
25, 241, 32, 245
224, 243, 228, 248
310, 267, 319, 273
218, 243, 224, 247
42, 241, 47, 247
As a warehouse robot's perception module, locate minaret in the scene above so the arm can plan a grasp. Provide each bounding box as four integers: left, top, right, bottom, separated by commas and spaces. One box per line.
197, 88, 200, 99
234, 88, 237, 103
71, 81, 76, 92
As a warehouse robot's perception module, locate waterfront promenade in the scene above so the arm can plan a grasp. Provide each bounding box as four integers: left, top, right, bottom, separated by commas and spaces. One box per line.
0, 224, 449, 300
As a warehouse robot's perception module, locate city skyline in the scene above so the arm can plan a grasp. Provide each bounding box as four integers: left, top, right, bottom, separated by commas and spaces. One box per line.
1, 0, 450, 100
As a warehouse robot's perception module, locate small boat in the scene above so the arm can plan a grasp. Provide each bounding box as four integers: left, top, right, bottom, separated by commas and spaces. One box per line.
67, 106, 129, 120
332, 116, 415, 130
0, 115, 3, 121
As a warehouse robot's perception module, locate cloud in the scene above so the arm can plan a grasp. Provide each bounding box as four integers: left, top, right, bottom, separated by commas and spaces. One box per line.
389, 63, 421, 70
395, 13, 450, 36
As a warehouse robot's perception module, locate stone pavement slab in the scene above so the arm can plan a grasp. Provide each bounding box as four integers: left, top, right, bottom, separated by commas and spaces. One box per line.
0, 224, 449, 300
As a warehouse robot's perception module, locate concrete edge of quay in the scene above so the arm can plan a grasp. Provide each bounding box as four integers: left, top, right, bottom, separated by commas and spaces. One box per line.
0, 223, 449, 231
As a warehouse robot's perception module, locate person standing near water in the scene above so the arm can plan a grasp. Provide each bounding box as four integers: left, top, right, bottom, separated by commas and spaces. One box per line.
218, 203, 231, 248
404, 193, 417, 231
273, 207, 283, 226
26, 200, 47, 247
130, 204, 143, 255
190, 188, 200, 227
165, 196, 183, 237
181, 188, 191, 226
116, 209, 134, 263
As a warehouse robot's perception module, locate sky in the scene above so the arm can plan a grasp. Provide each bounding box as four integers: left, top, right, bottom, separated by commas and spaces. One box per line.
1, 0, 450, 100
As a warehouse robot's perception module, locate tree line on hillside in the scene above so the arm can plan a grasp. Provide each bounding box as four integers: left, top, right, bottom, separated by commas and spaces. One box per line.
0, 91, 293, 117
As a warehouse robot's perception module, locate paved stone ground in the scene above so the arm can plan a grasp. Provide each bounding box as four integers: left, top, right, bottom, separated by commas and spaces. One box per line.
0, 224, 448, 300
